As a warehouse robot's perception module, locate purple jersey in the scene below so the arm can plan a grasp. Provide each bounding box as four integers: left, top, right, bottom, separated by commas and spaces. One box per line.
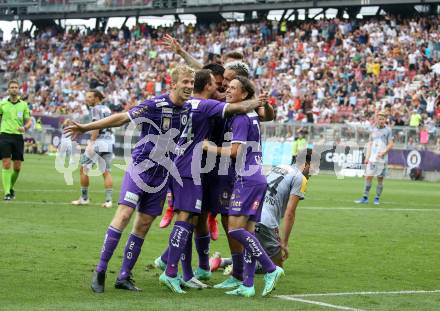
230, 112, 266, 185
127, 94, 190, 177
204, 117, 235, 178
174, 98, 227, 178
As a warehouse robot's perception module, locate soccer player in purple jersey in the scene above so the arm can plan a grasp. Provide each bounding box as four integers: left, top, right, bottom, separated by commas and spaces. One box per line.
158, 69, 266, 293
64, 65, 195, 293
204, 76, 283, 297
203, 62, 275, 290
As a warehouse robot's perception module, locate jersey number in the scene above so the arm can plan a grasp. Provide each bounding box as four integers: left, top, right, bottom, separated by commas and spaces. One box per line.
181, 113, 194, 141
267, 176, 284, 196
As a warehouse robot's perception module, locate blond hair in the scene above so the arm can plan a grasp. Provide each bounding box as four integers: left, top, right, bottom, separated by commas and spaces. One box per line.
171, 64, 195, 83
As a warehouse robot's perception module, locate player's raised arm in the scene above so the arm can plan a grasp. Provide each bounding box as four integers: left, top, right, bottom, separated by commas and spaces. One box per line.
64, 112, 130, 139
162, 34, 203, 70
256, 94, 275, 122
224, 94, 266, 116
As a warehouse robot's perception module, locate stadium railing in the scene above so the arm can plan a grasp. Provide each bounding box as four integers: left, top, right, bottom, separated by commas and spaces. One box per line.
31, 117, 438, 153
259, 122, 438, 149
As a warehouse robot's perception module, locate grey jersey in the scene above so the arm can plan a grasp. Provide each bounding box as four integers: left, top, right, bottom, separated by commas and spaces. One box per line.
260, 165, 307, 229
91, 104, 114, 153
368, 126, 393, 163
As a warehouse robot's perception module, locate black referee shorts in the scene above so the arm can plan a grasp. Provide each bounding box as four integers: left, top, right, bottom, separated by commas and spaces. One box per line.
0, 133, 24, 161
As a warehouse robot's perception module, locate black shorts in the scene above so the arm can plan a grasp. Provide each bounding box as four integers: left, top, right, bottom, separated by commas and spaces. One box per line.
0, 133, 24, 161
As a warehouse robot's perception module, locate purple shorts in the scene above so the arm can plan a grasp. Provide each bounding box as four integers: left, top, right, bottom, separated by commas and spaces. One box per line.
172, 177, 203, 214
202, 174, 234, 216
229, 182, 267, 222
118, 171, 168, 216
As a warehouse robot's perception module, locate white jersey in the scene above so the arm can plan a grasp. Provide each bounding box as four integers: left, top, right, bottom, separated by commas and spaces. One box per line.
260, 165, 307, 229
91, 104, 114, 153
368, 126, 393, 163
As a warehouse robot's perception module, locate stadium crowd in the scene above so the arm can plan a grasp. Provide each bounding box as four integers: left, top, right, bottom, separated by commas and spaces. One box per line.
1, 15, 440, 133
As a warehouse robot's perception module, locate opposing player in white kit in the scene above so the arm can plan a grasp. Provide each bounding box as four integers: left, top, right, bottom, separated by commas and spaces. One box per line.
211, 152, 311, 272
355, 112, 394, 205
256, 162, 309, 268
71, 89, 114, 208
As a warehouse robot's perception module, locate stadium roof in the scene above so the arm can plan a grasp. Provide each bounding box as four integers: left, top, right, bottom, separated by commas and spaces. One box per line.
0, 0, 439, 21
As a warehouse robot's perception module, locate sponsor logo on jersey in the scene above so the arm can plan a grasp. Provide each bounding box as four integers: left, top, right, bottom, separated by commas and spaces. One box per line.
131, 106, 148, 118
230, 200, 242, 207
162, 107, 173, 115
162, 117, 171, 131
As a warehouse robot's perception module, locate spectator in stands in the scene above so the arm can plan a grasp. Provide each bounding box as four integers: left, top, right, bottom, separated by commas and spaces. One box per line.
0, 14, 437, 143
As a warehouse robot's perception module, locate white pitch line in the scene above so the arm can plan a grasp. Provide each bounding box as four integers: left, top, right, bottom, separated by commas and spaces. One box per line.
309, 198, 436, 208
279, 289, 440, 298
302, 207, 440, 212
4, 201, 102, 206
277, 296, 365, 311
14, 189, 103, 193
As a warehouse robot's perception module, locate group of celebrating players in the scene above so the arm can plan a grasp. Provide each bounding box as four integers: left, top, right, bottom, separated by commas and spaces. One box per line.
0, 31, 394, 298
64, 34, 311, 297
0, 32, 394, 298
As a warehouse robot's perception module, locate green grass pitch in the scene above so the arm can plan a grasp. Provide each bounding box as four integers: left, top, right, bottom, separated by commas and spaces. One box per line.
1, 155, 439, 310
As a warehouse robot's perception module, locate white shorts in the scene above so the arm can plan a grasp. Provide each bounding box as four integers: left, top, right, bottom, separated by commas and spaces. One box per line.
365, 162, 387, 177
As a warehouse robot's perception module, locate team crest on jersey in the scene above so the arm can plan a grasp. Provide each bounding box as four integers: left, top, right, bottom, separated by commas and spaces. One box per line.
251, 200, 260, 210
181, 114, 188, 125
162, 117, 171, 131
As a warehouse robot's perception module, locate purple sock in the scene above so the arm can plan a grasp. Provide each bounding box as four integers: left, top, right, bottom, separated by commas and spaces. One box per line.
231, 252, 244, 280
229, 228, 276, 274
118, 233, 144, 280
161, 247, 169, 264
195, 235, 210, 270
181, 230, 194, 282
243, 249, 256, 287
165, 221, 194, 278
96, 226, 122, 273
